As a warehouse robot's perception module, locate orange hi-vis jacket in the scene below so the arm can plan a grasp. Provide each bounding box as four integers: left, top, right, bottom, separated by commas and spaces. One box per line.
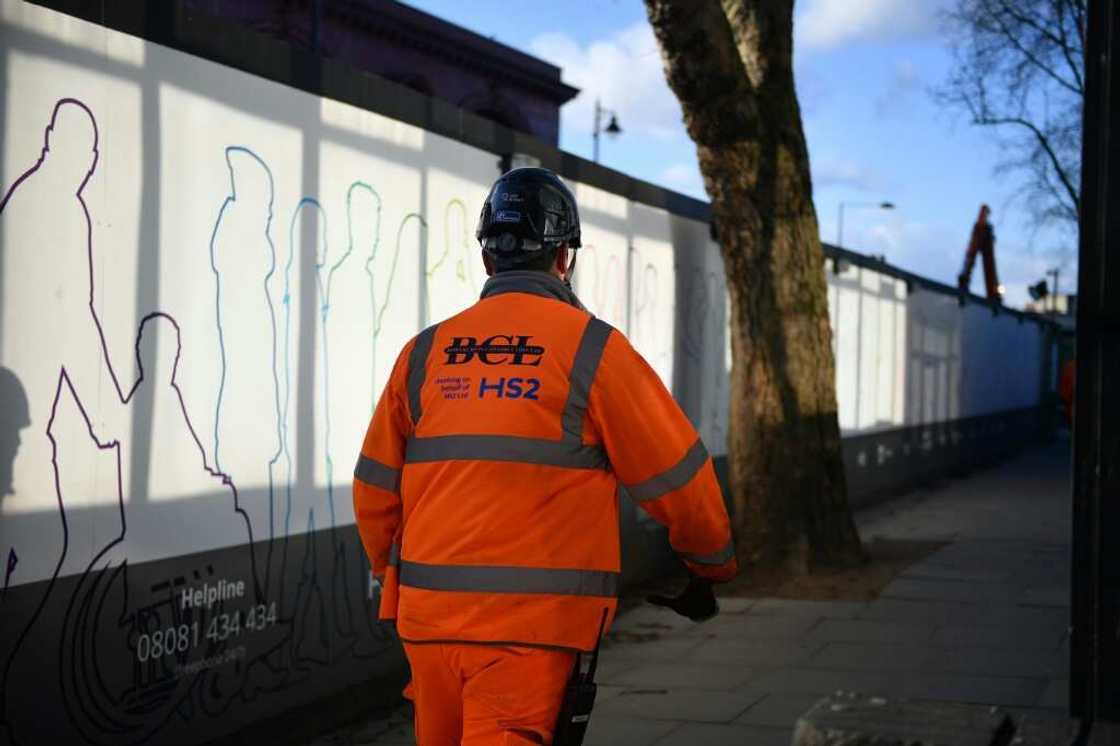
353, 271, 737, 653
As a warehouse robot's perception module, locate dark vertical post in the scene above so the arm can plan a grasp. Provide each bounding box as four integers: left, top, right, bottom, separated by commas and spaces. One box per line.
310, 0, 322, 52
1070, 0, 1120, 723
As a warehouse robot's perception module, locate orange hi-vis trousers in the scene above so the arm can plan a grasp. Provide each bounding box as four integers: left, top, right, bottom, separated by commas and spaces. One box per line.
403, 642, 575, 745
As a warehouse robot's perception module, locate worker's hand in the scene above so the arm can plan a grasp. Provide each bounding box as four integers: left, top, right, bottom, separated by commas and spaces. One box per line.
646, 576, 718, 622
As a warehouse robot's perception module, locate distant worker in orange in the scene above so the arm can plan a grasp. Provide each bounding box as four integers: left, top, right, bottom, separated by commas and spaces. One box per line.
353, 168, 737, 745
958, 204, 1002, 302
1059, 358, 1076, 425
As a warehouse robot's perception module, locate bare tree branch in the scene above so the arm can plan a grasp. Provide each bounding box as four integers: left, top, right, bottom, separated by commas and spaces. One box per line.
993, 0, 1084, 92
1050, 0, 1086, 90
989, 0, 1082, 95
938, 0, 1084, 231
977, 113, 1081, 214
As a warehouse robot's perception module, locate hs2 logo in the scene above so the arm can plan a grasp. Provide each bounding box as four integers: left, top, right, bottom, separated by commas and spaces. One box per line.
478, 377, 540, 400
444, 335, 545, 366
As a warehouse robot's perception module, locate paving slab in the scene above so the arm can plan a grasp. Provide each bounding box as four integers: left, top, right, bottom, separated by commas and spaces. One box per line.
745, 599, 867, 619
742, 667, 1047, 709
805, 642, 929, 672
690, 637, 821, 667
857, 599, 988, 626
971, 603, 1070, 630
742, 666, 900, 696
607, 662, 762, 690
735, 693, 824, 728
1020, 586, 1070, 607
656, 722, 793, 746
881, 578, 1023, 604
594, 657, 642, 684
594, 687, 762, 723
800, 617, 939, 647
603, 635, 706, 662
680, 612, 825, 640
584, 716, 680, 746
1036, 678, 1069, 710
891, 672, 1047, 708
805, 642, 1064, 679
900, 561, 1017, 584
930, 622, 1066, 651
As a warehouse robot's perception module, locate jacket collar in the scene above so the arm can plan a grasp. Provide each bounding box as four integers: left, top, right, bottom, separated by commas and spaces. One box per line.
480, 271, 586, 310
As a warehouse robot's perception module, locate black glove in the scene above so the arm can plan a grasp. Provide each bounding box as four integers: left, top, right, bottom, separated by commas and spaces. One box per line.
646, 576, 718, 622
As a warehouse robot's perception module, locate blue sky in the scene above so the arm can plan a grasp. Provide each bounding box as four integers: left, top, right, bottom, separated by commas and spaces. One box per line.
404, 0, 1077, 308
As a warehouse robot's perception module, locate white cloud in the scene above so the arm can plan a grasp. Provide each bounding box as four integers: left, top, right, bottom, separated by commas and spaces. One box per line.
797, 0, 941, 49
875, 58, 922, 116
530, 22, 685, 140
813, 155, 881, 191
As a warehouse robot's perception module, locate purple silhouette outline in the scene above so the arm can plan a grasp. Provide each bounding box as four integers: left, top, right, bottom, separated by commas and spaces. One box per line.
0, 98, 262, 744
0, 98, 256, 571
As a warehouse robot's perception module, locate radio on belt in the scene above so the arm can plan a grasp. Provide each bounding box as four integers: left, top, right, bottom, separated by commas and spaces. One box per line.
552, 609, 609, 745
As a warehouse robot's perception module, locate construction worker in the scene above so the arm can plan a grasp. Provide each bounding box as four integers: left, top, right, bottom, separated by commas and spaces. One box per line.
1059, 357, 1076, 425
958, 204, 1002, 301
353, 167, 738, 745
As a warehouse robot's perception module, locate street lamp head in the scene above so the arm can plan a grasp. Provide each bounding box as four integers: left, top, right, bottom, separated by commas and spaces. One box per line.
605, 114, 622, 136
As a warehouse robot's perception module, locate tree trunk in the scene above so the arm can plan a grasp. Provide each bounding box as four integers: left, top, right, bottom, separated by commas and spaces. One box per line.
645, 0, 863, 572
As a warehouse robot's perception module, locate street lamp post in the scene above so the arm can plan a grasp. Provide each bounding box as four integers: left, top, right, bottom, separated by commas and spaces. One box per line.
837, 201, 896, 248
592, 98, 622, 163
1046, 266, 1061, 313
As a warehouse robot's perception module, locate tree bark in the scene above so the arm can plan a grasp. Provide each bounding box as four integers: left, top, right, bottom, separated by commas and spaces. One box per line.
645, 0, 863, 571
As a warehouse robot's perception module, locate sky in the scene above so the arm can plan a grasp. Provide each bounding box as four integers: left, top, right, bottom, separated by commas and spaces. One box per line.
403, 0, 1078, 308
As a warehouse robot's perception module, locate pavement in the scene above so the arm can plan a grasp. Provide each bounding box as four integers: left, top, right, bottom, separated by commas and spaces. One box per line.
312, 438, 1072, 745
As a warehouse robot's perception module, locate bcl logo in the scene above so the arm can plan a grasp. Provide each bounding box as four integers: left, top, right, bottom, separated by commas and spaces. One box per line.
444, 335, 545, 366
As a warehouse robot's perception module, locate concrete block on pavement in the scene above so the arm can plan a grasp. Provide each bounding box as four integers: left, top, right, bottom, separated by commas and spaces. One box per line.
1011, 714, 1081, 744
791, 692, 1012, 746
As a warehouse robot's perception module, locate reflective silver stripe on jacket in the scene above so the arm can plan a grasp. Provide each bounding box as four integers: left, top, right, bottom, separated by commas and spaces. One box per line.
624, 439, 709, 502
680, 540, 736, 566
561, 318, 613, 442
407, 324, 439, 426
405, 435, 608, 470
399, 560, 619, 597
354, 454, 401, 493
